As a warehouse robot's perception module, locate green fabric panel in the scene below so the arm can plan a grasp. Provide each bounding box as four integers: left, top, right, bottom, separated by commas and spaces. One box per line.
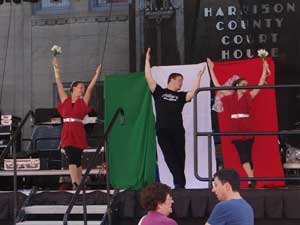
104, 72, 156, 189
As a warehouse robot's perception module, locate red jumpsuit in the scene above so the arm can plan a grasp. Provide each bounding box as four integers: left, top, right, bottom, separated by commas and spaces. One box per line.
57, 97, 91, 150
224, 91, 253, 141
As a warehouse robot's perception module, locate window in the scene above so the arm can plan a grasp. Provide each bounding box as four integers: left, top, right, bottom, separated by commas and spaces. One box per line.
145, 0, 174, 11
96, 0, 129, 4
33, 0, 70, 13
90, 0, 130, 11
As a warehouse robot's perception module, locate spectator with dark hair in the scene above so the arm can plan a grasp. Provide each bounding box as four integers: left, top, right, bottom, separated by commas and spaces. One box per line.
206, 168, 254, 225
139, 182, 178, 225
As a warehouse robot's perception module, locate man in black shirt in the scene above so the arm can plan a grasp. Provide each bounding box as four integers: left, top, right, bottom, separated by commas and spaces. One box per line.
145, 48, 205, 188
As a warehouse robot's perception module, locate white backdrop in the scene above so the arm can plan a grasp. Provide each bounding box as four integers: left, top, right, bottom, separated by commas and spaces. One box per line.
151, 63, 216, 189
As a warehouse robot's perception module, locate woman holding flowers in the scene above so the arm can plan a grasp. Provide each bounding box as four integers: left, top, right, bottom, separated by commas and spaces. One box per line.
207, 54, 270, 188
52, 45, 101, 189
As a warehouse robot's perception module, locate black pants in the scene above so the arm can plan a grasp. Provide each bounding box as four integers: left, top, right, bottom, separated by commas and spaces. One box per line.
156, 128, 186, 188
64, 146, 83, 167
232, 138, 254, 167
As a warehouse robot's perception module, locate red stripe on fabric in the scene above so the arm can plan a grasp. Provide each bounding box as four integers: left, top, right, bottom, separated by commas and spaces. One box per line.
214, 57, 285, 188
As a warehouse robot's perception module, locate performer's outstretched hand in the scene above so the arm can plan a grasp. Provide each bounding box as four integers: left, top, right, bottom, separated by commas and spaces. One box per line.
144, 47, 156, 92
207, 58, 214, 70
146, 48, 151, 62
198, 65, 206, 77
84, 64, 102, 104
95, 64, 102, 76
261, 60, 270, 84
52, 56, 59, 69
263, 60, 271, 75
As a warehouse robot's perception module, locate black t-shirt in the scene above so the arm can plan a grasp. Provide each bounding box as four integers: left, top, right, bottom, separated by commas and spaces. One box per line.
152, 84, 187, 129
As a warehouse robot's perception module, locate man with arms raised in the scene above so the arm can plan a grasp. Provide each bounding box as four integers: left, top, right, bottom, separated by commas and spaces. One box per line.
144, 48, 205, 188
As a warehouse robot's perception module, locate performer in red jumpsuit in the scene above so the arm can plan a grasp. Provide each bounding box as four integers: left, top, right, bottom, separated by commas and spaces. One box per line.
207, 58, 270, 188
52, 57, 101, 189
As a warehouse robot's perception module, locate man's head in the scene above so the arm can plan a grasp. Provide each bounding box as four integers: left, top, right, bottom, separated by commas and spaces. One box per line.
212, 168, 240, 201
167, 73, 184, 91
140, 182, 174, 216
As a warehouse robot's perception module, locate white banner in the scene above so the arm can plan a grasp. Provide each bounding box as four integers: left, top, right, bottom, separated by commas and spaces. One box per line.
151, 63, 216, 189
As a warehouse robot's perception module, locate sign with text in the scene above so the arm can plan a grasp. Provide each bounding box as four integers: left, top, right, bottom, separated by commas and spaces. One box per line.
192, 0, 298, 65
185, 0, 300, 130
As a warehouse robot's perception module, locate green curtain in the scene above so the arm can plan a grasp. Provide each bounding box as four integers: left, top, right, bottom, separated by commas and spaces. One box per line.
104, 72, 156, 189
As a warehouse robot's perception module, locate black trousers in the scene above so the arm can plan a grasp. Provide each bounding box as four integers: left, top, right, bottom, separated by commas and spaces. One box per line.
156, 128, 186, 188
232, 138, 254, 167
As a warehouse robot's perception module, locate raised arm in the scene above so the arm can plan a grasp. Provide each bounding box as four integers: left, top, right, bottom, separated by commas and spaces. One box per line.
207, 58, 232, 96
186, 66, 206, 102
52, 57, 67, 103
83, 64, 102, 105
145, 48, 156, 93
250, 60, 270, 98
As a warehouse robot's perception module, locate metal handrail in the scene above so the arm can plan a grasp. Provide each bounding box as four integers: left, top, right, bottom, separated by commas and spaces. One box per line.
193, 84, 300, 187
29, 136, 101, 152
0, 112, 33, 161
100, 189, 119, 225
63, 107, 125, 225
16, 186, 37, 222
0, 110, 34, 225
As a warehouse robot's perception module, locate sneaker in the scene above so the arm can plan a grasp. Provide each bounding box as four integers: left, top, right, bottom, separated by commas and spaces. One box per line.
174, 184, 185, 190
72, 183, 78, 190
248, 181, 256, 188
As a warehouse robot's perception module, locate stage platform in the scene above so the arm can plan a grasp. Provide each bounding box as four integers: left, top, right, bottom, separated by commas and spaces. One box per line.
0, 168, 107, 192
1, 188, 300, 225
0, 169, 101, 177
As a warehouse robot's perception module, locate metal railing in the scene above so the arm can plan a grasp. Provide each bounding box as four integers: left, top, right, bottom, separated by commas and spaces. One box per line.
0, 110, 34, 225
193, 84, 300, 188
63, 107, 125, 225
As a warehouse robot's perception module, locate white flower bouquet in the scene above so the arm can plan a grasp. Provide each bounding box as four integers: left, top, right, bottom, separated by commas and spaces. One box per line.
257, 49, 268, 60
51, 45, 62, 56
258, 49, 271, 74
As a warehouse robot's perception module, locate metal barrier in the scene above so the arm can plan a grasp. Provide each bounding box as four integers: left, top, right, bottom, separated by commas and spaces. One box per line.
63, 107, 125, 225
193, 84, 300, 188
0, 110, 34, 225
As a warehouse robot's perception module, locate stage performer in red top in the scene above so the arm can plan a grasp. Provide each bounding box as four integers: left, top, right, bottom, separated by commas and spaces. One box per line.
207, 58, 270, 188
52, 56, 101, 189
